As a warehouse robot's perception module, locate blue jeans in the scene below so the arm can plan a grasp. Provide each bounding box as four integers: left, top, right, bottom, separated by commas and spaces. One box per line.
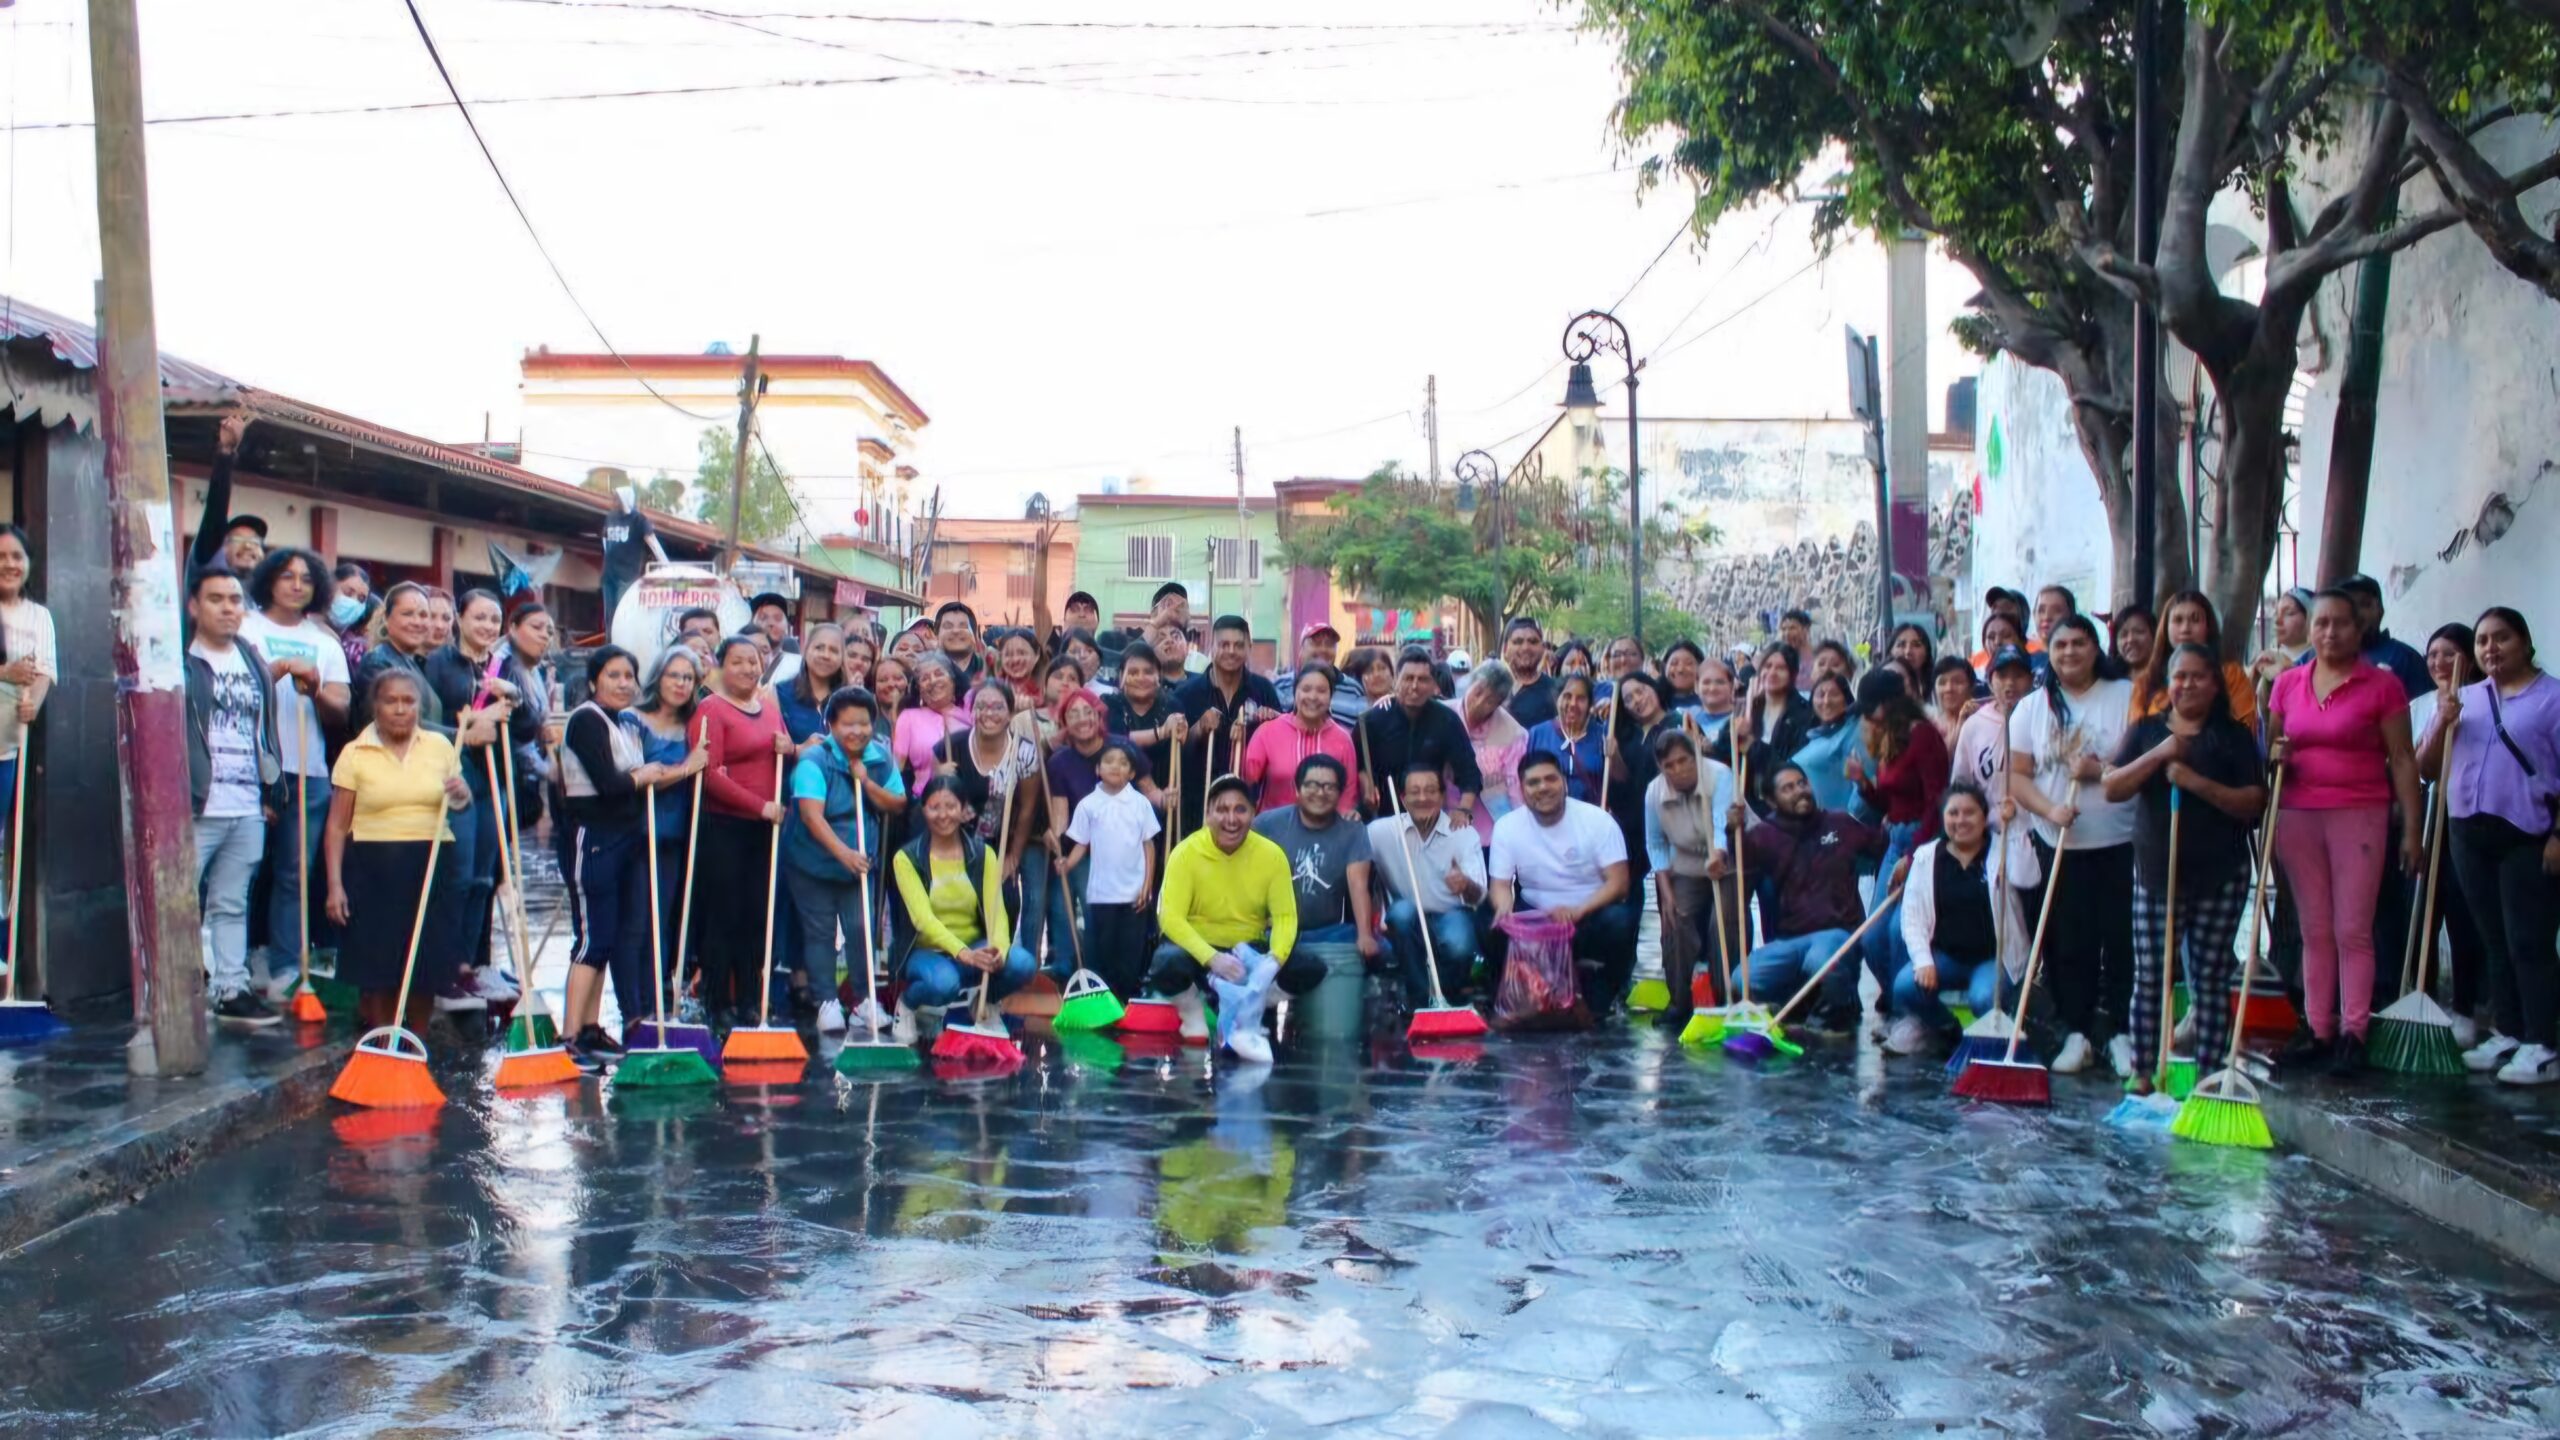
902, 942, 1038, 1009
194, 813, 267, 999
1891, 948, 2007, 1033
257, 770, 332, 974
1862, 821, 1922, 1003
1385, 899, 1479, 1005
1016, 855, 1081, 979
1741, 928, 1855, 1016
451, 749, 503, 972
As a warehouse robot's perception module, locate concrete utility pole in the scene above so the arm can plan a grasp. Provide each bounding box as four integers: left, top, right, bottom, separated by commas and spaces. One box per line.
1232, 425, 1252, 631
721, 334, 763, 573
1425, 375, 1440, 483
1885, 232, 1929, 630
89, 0, 207, 1077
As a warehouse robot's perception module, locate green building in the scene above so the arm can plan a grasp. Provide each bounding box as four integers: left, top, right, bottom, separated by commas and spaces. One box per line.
1072, 492, 1287, 661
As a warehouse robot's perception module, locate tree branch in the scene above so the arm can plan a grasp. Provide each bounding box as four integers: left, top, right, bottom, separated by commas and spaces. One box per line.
2382, 66, 2560, 297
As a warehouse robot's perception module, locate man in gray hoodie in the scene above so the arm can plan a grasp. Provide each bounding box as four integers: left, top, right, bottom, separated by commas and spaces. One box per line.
185, 566, 286, 1027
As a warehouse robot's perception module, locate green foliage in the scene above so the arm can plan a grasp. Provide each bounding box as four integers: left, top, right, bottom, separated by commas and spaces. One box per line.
577, 467, 687, 512
691, 427, 803, 546
1544, 571, 1701, 653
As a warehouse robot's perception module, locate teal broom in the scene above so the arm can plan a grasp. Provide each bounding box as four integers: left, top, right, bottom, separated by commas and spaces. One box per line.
617, 785, 719, 1088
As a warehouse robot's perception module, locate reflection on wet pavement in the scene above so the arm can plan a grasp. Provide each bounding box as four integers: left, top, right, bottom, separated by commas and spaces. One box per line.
3, 1029, 2558, 1437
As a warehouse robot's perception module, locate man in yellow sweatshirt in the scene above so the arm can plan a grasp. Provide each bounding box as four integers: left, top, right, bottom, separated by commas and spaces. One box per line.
1149, 775, 1320, 1049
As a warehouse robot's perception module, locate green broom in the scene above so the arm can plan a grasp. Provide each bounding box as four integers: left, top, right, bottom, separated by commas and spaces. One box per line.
2174, 765, 2285, 1149
1679, 750, 1745, 1046
836, 784, 918, 1073
618, 786, 720, 1089
2370, 729, 2463, 1076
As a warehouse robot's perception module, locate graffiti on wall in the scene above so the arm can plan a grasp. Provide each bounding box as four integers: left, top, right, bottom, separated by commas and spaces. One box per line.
1656, 490, 1975, 656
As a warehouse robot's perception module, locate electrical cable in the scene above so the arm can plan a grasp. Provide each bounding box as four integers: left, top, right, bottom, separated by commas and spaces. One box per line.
399, 0, 725, 422
481, 0, 1568, 34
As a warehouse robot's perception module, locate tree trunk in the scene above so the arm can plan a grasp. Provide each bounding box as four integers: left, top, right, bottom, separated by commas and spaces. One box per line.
2058, 301, 2195, 615
2198, 349, 2298, 659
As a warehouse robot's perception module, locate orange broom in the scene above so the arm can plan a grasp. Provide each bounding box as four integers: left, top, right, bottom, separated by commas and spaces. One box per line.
330, 812, 451, 1110
287, 726, 328, 1024
487, 747, 578, 1089
724, 753, 809, 1068
932, 738, 1026, 1070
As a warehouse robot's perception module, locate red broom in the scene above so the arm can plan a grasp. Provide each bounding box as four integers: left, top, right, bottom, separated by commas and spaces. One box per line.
487, 748, 578, 1088
287, 727, 328, 1024
1120, 715, 1184, 1035
1382, 765, 1486, 1043
1952, 779, 2080, 1105
331, 816, 450, 1110
724, 756, 810, 1068
932, 738, 1026, 1071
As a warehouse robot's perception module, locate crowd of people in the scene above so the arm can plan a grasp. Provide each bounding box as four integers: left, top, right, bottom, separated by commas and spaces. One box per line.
11, 421, 2557, 1087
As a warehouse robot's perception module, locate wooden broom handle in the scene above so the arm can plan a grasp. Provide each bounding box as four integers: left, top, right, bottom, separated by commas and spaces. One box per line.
2157, 787, 2181, 1086
755, 752, 785, 1026
1770, 885, 1902, 1027
2219, 763, 2288, 1071
390, 797, 453, 1024
2413, 717, 2455, 996
645, 785, 668, 1027
852, 764, 880, 1004
1995, 777, 2080, 1064
1380, 755, 1449, 1005
3, 740, 25, 1005
673, 714, 707, 985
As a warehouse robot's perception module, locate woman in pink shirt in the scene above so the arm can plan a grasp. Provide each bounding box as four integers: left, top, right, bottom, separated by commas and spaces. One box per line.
2268, 588, 2424, 1076
893, 654, 968, 792
1241, 664, 1356, 814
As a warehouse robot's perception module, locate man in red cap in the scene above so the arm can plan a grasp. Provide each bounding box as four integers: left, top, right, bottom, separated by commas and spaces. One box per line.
1275, 620, 1341, 706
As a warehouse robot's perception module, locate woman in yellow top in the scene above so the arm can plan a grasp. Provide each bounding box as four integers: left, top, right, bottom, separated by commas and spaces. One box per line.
2131, 591, 2260, 728
324, 668, 473, 1033
889, 776, 1037, 1042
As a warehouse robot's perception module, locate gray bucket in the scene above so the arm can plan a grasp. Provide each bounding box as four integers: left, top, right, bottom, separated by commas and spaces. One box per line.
1294, 943, 1368, 1041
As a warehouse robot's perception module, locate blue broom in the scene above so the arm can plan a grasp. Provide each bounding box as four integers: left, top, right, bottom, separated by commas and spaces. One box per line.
0, 743, 64, 1043
625, 715, 717, 1070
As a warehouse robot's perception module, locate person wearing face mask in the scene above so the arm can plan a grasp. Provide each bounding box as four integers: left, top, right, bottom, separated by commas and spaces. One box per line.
326, 565, 376, 674
241, 547, 352, 1000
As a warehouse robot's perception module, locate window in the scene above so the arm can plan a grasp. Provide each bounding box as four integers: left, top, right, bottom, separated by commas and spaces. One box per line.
1126, 534, 1174, 580
1210, 536, 1262, 583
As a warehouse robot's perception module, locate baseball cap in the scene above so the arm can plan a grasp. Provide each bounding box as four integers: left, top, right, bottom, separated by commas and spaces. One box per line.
749, 591, 791, 616
1299, 620, 1340, 644
1065, 589, 1099, 611
2336, 573, 2382, 600
1151, 581, 1189, 608
1989, 643, 2034, 675
228, 514, 270, 540
1448, 648, 1474, 671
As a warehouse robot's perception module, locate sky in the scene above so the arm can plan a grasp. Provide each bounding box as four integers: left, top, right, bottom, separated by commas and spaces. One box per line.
2, 0, 1983, 520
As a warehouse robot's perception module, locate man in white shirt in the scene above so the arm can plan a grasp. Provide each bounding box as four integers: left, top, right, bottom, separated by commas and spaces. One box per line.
240, 548, 352, 994
1368, 764, 1489, 1008
1490, 749, 1634, 1016
185, 568, 284, 1027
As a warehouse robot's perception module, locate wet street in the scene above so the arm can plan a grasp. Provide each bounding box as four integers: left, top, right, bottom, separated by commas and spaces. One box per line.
2, 1027, 2558, 1438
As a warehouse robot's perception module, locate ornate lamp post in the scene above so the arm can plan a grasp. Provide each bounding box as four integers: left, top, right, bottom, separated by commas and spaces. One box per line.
1563, 310, 1643, 653
1453, 447, 1502, 641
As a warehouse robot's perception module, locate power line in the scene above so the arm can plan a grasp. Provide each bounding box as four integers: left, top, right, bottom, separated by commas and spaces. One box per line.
1651, 254, 1827, 362
398, 0, 724, 422
1610, 215, 1694, 315
481, 0, 1568, 34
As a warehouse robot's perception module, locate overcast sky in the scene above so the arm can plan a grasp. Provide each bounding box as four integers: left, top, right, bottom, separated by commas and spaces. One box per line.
4, 0, 1981, 517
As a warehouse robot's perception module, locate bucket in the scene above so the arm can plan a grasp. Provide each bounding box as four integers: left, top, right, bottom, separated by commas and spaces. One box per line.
1295, 943, 1367, 1041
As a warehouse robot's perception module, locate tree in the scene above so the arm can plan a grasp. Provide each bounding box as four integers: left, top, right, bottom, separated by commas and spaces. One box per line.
1588, 0, 2194, 611
580, 467, 686, 512
690, 427, 803, 546
1546, 569, 1704, 652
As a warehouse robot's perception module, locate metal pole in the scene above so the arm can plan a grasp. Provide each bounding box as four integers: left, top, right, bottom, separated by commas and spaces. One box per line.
1233, 425, 1251, 635
2130, 0, 2168, 609
722, 334, 762, 573
88, 0, 208, 1076
1626, 372, 1644, 657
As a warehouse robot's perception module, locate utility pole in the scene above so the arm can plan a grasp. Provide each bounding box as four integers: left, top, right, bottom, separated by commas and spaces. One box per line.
1232, 425, 1252, 634
89, 0, 207, 1077
1425, 375, 1440, 483
721, 334, 763, 574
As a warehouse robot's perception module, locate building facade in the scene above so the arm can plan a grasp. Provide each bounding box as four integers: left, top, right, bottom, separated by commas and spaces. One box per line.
1072, 493, 1286, 664
917, 516, 1082, 628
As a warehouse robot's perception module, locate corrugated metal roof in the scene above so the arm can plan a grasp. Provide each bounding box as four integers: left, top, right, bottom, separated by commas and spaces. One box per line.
0, 291, 243, 400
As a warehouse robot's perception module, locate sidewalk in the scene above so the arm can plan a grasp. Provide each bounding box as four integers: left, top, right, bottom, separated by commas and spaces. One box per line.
0, 1016, 350, 1254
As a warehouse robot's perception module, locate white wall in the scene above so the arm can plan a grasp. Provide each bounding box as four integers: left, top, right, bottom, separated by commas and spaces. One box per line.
1964, 354, 2112, 614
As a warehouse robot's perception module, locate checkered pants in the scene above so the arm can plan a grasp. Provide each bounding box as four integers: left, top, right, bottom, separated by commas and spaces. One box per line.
2130, 867, 2252, 1073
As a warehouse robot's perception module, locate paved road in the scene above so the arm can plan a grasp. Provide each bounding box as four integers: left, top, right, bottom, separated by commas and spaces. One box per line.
0, 1026, 2555, 1437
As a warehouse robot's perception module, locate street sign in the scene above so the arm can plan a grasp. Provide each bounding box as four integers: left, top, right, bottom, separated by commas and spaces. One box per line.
1844, 324, 1880, 422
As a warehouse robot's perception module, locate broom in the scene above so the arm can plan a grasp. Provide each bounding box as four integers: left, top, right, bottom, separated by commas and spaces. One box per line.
1946, 743, 2019, 1077
0, 742, 63, 1043
330, 819, 450, 1109
286, 726, 329, 1025
1679, 721, 1741, 1046
1951, 778, 2083, 1106
1724, 885, 1902, 1059
1121, 719, 1189, 1038
1050, 864, 1125, 1031
836, 769, 919, 1072
723, 756, 810, 1067
932, 730, 1027, 1070
626, 715, 716, 1067
2371, 721, 2463, 1076
487, 747, 579, 1088
619, 785, 720, 1088
2109, 789, 2186, 1128
1384, 766, 1488, 1044
2174, 763, 2286, 1149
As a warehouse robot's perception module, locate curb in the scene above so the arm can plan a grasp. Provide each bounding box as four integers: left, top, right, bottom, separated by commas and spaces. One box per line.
0, 1037, 352, 1255
2264, 1084, 2560, 1282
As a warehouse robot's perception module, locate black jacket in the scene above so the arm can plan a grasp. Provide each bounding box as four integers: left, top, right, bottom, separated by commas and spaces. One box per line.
184, 637, 286, 818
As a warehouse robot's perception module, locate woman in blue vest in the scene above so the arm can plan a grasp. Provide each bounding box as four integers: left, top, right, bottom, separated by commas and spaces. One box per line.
783, 685, 907, 1035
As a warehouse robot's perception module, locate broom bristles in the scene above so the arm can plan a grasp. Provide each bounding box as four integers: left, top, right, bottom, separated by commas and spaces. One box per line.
721, 1024, 809, 1064
723, 1060, 809, 1086
492, 1046, 582, 1089
1408, 1003, 1489, 1042
0, 999, 68, 1042
289, 989, 329, 1025
1054, 970, 1128, 1032
2370, 1004, 2466, 1076
616, 1046, 721, 1088
2171, 1067, 2275, 1148
1951, 1056, 2051, 1106
1118, 997, 1182, 1035
932, 1021, 1023, 1067
1678, 1006, 1731, 1046
504, 1012, 559, 1052
834, 1039, 922, 1072
331, 1027, 446, 1109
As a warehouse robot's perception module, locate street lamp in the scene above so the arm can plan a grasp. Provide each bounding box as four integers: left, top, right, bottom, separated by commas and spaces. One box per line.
1563, 309, 1643, 654
1453, 447, 1502, 639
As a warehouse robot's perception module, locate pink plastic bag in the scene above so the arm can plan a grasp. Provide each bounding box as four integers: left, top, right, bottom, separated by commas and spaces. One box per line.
1493, 912, 1589, 1032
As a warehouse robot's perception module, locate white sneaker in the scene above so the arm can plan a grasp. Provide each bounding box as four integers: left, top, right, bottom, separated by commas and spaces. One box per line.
891, 1002, 918, 1045
817, 999, 847, 1035
2052, 1033, 2094, 1074
2107, 1033, 2137, 1079
2451, 1013, 2481, 1049
852, 997, 890, 1032
474, 967, 521, 1003
1883, 1016, 1930, 1056
1173, 987, 1210, 1043
1225, 1029, 1273, 1065
2497, 1043, 2560, 1087
2464, 1033, 2522, 1073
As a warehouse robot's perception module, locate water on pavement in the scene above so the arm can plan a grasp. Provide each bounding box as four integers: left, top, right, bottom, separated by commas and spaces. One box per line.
2, 1029, 2557, 1438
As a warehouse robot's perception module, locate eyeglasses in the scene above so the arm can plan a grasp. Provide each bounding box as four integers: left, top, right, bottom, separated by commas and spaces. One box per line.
1300, 779, 1341, 792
